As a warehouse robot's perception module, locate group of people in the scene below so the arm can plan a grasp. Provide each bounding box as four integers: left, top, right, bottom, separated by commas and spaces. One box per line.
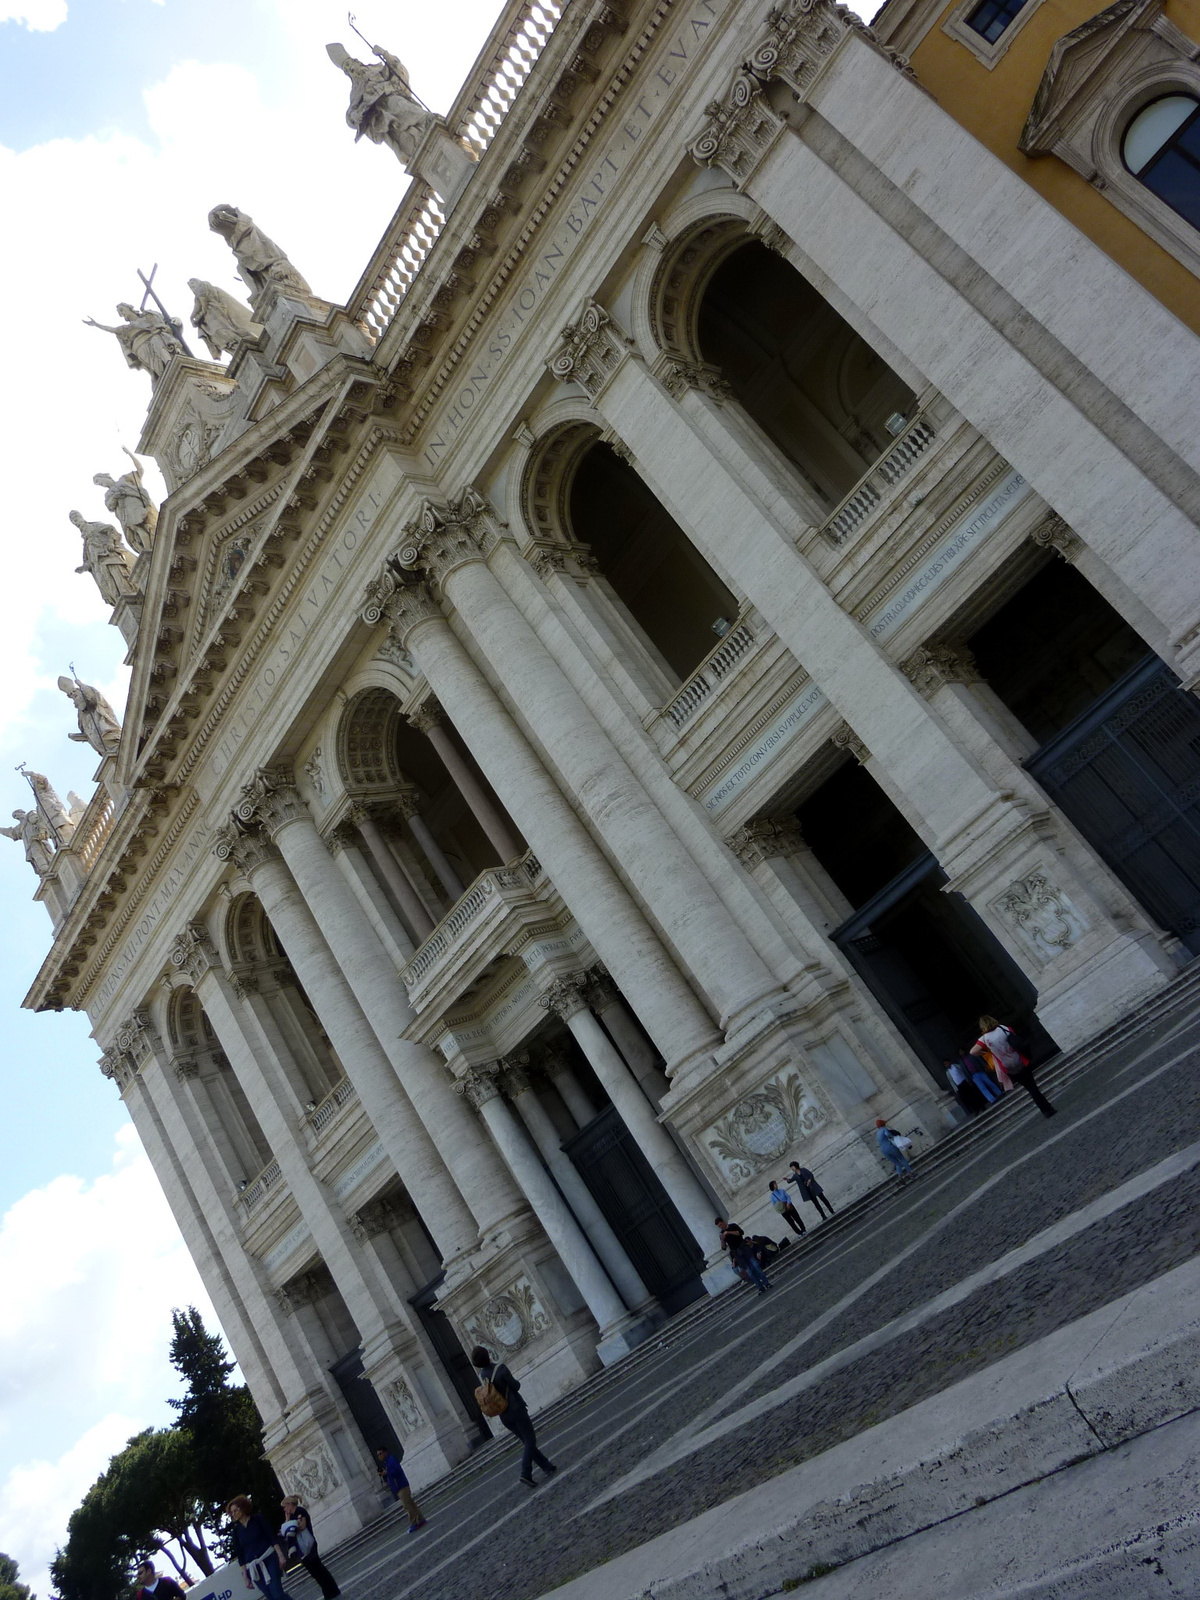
946, 1013, 1058, 1121
715, 1161, 838, 1292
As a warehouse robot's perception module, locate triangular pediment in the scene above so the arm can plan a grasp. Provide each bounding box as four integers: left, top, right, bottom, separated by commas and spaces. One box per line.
1021, 0, 1163, 151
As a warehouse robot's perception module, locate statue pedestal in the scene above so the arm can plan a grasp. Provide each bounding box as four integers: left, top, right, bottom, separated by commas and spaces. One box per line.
412, 118, 476, 209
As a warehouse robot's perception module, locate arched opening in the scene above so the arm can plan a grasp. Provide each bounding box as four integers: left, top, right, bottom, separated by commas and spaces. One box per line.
1122, 95, 1200, 230
167, 984, 273, 1180
566, 439, 738, 680
696, 239, 916, 509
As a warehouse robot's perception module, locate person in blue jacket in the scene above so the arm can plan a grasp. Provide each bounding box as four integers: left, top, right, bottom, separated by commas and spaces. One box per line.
226, 1495, 292, 1600
875, 1118, 914, 1180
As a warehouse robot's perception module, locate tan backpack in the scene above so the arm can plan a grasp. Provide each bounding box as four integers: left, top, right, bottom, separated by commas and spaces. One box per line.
475, 1376, 508, 1417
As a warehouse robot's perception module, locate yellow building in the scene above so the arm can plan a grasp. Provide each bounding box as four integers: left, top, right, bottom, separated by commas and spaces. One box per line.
874, 0, 1200, 331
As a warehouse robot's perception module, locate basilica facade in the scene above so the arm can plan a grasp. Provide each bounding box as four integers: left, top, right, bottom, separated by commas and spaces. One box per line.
19, 0, 1200, 1539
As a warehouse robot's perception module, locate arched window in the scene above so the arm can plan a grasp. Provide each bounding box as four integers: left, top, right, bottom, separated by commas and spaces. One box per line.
1122, 95, 1200, 230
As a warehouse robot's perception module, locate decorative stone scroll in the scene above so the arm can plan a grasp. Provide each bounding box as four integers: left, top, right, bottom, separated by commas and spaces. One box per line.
726, 816, 807, 868
539, 974, 589, 1022
702, 1067, 828, 1187
461, 1275, 552, 1357
547, 302, 632, 399
98, 1047, 137, 1093
1029, 511, 1082, 562
900, 644, 982, 698
212, 820, 280, 876
990, 868, 1090, 963
831, 720, 870, 764
454, 1064, 503, 1110
169, 921, 219, 983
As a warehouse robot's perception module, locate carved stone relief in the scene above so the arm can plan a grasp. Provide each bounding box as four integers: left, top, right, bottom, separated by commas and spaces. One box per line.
990, 869, 1091, 963
280, 1442, 342, 1503
460, 1276, 552, 1357
702, 1067, 828, 1187
385, 1377, 425, 1436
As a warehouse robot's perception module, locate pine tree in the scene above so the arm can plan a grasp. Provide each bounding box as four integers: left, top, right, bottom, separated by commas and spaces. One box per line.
0, 1552, 33, 1600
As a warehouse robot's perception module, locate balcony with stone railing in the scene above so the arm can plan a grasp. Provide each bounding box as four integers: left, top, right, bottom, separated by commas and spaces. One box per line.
818, 407, 940, 547
400, 851, 553, 1015
348, 0, 564, 342
238, 1157, 283, 1214
308, 1075, 357, 1135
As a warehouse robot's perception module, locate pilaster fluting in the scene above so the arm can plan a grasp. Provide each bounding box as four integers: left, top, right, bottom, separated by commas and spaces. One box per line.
362, 572, 721, 1079
229, 776, 525, 1237
541, 976, 716, 1253
456, 1064, 628, 1335
409, 697, 522, 862
389, 496, 784, 1035
503, 1057, 652, 1311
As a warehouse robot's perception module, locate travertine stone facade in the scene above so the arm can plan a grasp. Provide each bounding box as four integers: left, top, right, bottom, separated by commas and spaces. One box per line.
20, 0, 1200, 1541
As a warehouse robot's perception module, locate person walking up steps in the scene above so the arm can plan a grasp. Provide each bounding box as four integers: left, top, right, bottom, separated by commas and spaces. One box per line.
471, 1345, 558, 1489
375, 1447, 427, 1534
787, 1161, 835, 1220
875, 1119, 915, 1180
279, 1495, 340, 1596
768, 1180, 807, 1235
717, 1217, 773, 1292
972, 1014, 1057, 1118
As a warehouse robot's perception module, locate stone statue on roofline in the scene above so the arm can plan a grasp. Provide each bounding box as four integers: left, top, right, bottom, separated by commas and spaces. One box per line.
84, 303, 184, 381
93, 454, 157, 556
71, 511, 138, 607
188, 278, 263, 361
326, 41, 435, 167
58, 675, 122, 758
207, 205, 312, 308
0, 806, 56, 876
24, 772, 84, 841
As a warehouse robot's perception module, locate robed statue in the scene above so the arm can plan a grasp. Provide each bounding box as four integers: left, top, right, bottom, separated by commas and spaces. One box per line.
93, 457, 157, 556
71, 511, 138, 607
0, 807, 56, 876
188, 278, 263, 360
326, 41, 434, 168
24, 772, 84, 841
208, 206, 312, 304
58, 675, 122, 758
84, 303, 184, 381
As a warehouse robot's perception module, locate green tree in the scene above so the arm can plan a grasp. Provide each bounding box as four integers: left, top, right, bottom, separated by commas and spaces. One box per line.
0, 1552, 33, 1600
168, 1308, 280, 1542
102, 1430, 213, 1577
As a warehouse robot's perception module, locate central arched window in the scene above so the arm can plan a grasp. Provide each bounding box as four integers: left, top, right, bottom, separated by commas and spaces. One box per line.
1122, 95, 1200, 229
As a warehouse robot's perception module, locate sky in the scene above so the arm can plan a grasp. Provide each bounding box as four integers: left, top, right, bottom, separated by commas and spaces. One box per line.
0, 1, 506, 1592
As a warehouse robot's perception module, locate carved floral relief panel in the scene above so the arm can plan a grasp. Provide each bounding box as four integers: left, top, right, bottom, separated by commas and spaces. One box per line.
460, 1275, 552, 1357
702, 1068, 828, 1188
990, 868, 1090, 964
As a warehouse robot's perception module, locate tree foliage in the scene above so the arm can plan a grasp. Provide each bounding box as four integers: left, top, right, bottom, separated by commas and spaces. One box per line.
51, 1310, 280, 1598
0, 1552, 33, 1600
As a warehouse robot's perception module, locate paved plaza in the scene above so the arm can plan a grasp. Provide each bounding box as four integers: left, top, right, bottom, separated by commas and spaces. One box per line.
285, 976, 1200, 1600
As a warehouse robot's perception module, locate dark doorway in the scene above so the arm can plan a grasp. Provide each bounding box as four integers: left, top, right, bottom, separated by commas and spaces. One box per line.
697, 240, 915, 509
563, 1105, 705, 1316
969, 562, 1200, 951
411, 1277, 491, 1442
568, 441, 738, 679
329, 1347, 403, 1460
798, 761, 1055, 1075
1027, 656, 1200, 953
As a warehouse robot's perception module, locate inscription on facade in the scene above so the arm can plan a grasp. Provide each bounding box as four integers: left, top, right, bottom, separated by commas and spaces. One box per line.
701, 681, 828, 815
95, 818, 212, 1007
331, 1141, 387, 1201
421, 0, 728, 468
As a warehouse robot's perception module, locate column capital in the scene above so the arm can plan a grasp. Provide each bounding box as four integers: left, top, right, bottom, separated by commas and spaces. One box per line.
539, 974, 590, 1021
726, 816, 807, 868
407, 695, 444, 735
212, 820, 280, 876
901, 644, 982, 698
351, 1197, 396, 1243
582, 963, 619, 1011
498, 1050, 534, 1097
650, 350, 732, 404
173, 1054, 201, 1083
454, 1062, 503, 1109
526, 542, 601, 584
276, 1268, 325, 1314
831, 720, 871, 765
547, 301, 633, 399
392, 485, 506, 594
169, 920, 221, 983
537, 1043, 576, 1079
98, 1047, 136, 1092
236, 767, 309, 839
1029, 511, 1082, 562
113, 1007, 163, 1069
361, 564, 445, 647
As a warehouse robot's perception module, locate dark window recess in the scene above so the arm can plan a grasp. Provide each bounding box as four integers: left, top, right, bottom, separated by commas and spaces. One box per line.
564, 1105, 705, 1316
1123, 97, 1200, 232
411, 1277, 491, 1442
1027, 656, 1200, 954
964, 0, 1028, 43
969, 560, 1148, 746
797, 757, 928, 910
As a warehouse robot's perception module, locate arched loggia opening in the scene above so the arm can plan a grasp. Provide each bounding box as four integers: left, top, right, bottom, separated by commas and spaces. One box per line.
567, 439, 739, 680
694, 238, 916, 510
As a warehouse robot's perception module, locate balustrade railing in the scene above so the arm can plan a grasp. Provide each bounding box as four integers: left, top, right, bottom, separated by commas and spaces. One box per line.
309, 1076, 356, 1134
402, 851, 541, 990
239, 1158, 282, 1211
71, 791, 114, 873
821, 411, 938, 545
349, 0, 564, 342
662, 617, 757, 731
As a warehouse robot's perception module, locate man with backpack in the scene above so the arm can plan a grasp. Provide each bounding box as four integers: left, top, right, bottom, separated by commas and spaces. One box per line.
471, 1345, 558, 1489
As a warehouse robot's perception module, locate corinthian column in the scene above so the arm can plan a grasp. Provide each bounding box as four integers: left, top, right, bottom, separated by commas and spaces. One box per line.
229, 776, 525, 1238
409, 697, 522, 862
456, 1065, 646, 1361
541, 975, 718, 1264
386, 492, 784, 1036
361, 572, 721, 1080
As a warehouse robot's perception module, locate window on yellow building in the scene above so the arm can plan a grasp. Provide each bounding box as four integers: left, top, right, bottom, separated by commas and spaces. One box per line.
1122, 95, 1200, 231
964, 0, 1028, 46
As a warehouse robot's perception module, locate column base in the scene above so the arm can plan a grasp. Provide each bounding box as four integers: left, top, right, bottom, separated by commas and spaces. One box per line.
595, 1307, 664, 1366
1034, 928, 1174, 1048
702, 1255, 741, 1295
265, 1403, 381, 1544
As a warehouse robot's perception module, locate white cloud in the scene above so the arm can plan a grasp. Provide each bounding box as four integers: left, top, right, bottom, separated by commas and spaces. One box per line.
0, 0, 66, 31
0, 1125, 219, 1596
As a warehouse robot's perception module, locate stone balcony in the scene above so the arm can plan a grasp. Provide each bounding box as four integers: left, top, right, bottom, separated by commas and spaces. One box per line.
400, 851, 558, 1017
